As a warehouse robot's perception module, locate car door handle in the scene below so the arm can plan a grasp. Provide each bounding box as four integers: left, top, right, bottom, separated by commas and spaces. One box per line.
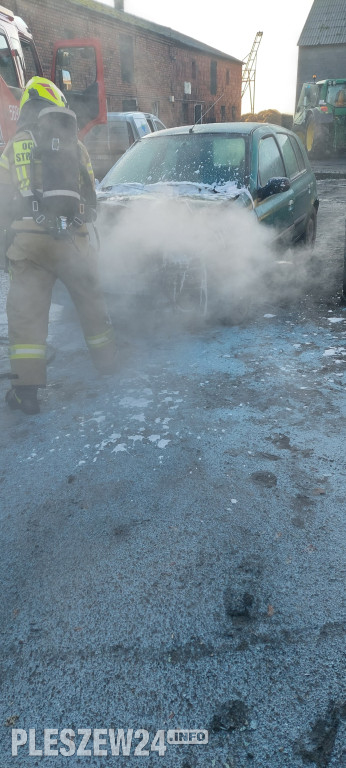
288, 199, 294, 210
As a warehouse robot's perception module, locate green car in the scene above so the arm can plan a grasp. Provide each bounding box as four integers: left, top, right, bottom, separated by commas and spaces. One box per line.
97, 122, 319, 314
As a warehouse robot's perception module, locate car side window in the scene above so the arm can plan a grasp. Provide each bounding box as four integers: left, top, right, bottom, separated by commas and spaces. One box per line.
21, 40, 41, 81
153, 119, 165, 131
288, 135, 307, 173
109, 122, 133, 153
84, 122, 132, 155
277, 133, 301, 179
0, 31, 19, 88
133, 116, 151, 137
258, 136, 285, 186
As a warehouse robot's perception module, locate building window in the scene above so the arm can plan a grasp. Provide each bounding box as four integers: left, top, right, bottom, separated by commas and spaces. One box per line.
120, 34, 134, 84
226, 70, 230, 85
182, 101, 189, 124
232, 105, 237, 121
192, 60, 196, 79
220, 105, 226, 121
122, 98, 137, 110
210, 60, 217, 95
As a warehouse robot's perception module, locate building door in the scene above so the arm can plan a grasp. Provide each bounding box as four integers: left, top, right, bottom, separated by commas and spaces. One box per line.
194, 104, 202, 124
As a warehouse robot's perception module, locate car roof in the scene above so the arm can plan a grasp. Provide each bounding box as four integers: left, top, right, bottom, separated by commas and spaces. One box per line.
315, 79, 346, 85
107, 112, 149, 120
139, 122, 294, 139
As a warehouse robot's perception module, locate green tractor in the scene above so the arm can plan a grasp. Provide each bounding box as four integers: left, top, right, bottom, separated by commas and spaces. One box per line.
293, 78, 346, 157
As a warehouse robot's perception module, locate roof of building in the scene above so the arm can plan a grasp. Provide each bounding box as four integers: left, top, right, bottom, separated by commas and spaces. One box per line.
68, 0, 243, 64
298, 0, 346, 46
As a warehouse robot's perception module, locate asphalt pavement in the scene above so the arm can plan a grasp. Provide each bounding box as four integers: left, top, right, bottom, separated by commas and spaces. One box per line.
311, 155, 346, 179
0, 166, 345, 768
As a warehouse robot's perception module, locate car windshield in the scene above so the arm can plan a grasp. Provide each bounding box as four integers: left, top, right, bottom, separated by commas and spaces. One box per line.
100, 132, 247, 188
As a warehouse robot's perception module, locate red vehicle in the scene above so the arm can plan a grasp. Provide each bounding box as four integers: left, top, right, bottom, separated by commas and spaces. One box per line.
0, 4, 106, 151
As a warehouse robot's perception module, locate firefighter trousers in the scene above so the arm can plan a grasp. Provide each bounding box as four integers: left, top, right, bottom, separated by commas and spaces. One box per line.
6, 229, 115, 386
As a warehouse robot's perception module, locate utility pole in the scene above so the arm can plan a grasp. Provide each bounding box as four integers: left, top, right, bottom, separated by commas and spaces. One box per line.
241, 31, 263, 114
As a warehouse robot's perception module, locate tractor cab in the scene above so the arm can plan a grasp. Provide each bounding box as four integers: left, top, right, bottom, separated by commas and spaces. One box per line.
297, 82, 320, 111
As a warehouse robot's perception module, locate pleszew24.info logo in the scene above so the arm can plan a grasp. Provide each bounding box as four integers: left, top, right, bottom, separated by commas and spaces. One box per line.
12, 728, 209, 757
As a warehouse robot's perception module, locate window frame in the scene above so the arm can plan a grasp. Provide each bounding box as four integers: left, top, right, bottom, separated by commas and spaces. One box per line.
276, 132, 302, 180
0, 28, 20, 88
257, 134, 286, 187
119, 33, 134, 84
20, 37, 41, 82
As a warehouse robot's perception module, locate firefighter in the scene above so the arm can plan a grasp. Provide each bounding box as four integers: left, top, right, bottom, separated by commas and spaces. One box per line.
0, 77, 116, 415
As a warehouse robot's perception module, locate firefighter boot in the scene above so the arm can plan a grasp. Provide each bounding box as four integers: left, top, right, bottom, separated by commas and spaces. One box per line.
5, 386, 40, 415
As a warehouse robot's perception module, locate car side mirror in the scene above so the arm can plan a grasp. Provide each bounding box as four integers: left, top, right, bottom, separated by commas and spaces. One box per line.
257, 176, 291, 201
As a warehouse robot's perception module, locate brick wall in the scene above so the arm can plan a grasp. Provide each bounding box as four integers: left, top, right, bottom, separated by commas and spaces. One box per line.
11, 0, 242, 127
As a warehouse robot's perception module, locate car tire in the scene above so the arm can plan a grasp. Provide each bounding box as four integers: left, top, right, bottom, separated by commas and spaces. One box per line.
302, 209, 317, 248
297, 209, 320, 287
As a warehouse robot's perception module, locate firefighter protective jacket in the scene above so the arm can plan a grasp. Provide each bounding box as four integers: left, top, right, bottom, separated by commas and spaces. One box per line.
0, 128, 96, 235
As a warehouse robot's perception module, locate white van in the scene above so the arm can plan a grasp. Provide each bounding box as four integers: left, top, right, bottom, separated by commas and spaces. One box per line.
84, 111, 165, 181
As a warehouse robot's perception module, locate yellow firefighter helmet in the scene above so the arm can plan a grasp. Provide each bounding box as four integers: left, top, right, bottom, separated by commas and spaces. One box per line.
20, 76, 67, 112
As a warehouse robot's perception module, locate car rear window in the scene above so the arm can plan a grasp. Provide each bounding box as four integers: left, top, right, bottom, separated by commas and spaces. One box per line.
84, 120, 133, 155
108, 121, 135, 153
101, 133, 246, 187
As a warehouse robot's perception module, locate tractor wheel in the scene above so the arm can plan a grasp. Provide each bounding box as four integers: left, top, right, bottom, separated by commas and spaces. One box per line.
305, 117, 329, 158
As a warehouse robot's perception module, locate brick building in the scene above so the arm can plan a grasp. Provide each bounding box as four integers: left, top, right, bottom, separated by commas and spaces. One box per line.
10, 0, 243, 127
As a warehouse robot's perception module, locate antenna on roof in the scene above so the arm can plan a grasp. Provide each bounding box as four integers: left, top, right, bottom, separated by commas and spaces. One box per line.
189, 92, 225, 133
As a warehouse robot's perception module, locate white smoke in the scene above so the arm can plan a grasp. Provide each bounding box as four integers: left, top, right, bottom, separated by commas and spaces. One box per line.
95, 192, 328, 329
